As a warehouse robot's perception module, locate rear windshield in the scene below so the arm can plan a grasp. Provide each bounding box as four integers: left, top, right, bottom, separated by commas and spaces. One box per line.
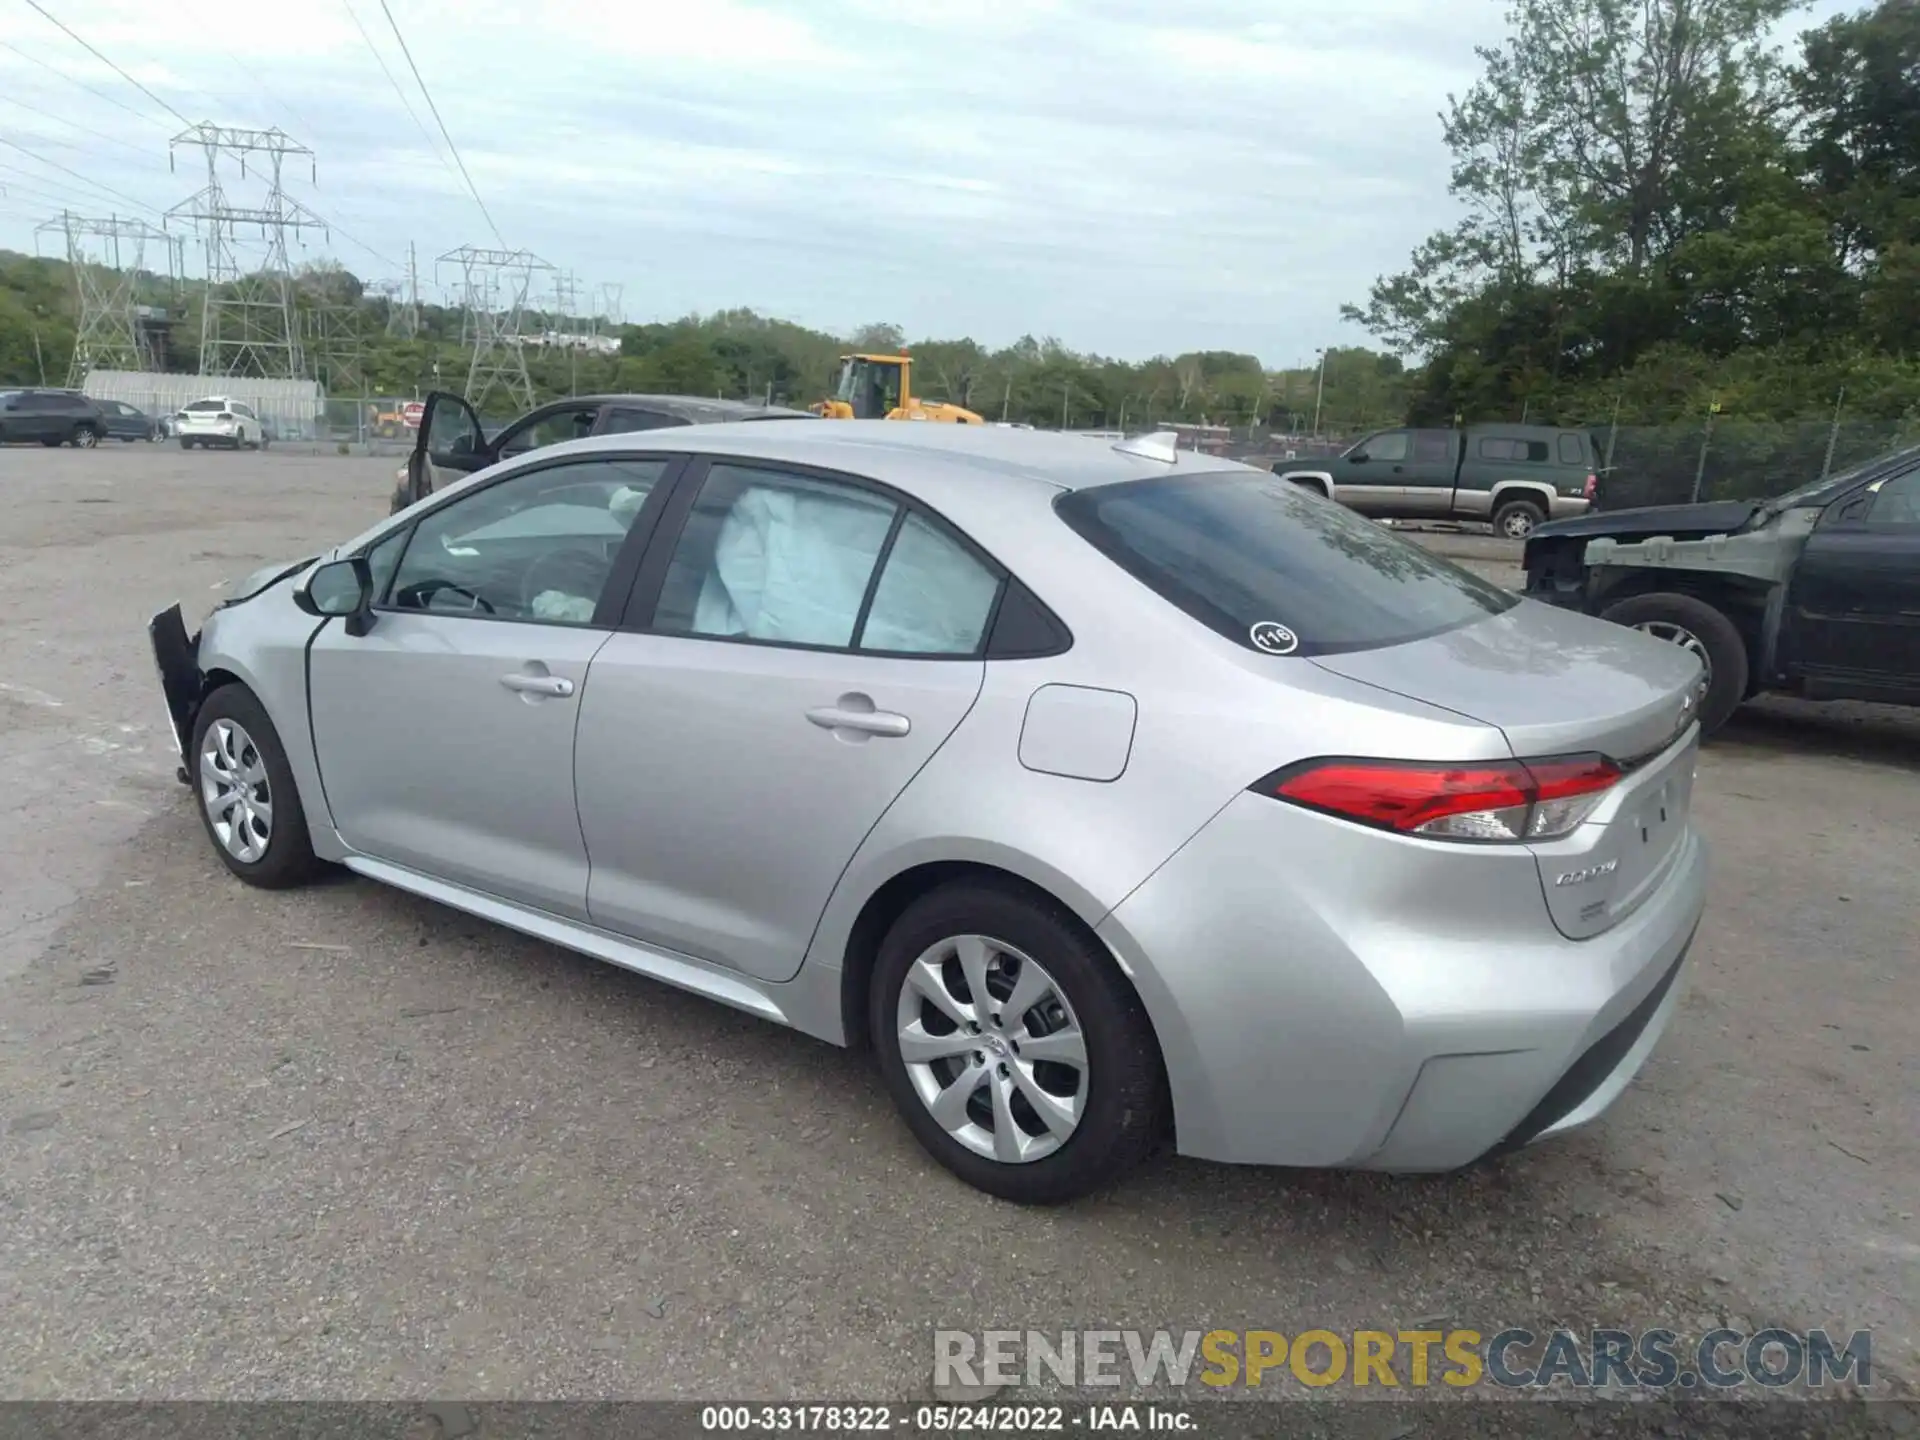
184, 400, 225, 412
1055, 471, 1518, 656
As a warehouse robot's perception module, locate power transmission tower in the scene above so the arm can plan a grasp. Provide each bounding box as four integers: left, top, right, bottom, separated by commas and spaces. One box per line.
594, 281, 625, 338
549, 269, 580, 338
403, 240, 421, 339
35, 211, 181, 382
304, 301, 366, 395
438, 245, 552, 412
167, 124, 330, 379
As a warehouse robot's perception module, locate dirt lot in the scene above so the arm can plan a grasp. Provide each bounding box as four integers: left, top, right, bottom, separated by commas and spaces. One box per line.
0, 445, 1914, 1402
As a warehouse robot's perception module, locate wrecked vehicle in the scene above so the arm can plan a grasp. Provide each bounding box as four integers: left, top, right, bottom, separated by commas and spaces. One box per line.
148, 423, 1709, 1203
1523, 445, 1920, 735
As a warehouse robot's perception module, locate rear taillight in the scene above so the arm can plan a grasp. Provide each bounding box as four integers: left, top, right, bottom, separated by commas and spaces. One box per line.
217, 411, 234, 420
1583, 473, 1598, 500
1261, 754, 1621, 843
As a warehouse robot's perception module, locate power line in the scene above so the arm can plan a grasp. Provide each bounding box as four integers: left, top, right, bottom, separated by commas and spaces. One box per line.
0, 136, 166, 218
0, 40, 171, 129
341, 0, 454, 178
19, 0, 194, 126
377, 0, 505, 247
0, 92, 157, 161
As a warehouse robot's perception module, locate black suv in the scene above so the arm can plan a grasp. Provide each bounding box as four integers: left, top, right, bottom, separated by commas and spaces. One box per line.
0, 389, 108, 447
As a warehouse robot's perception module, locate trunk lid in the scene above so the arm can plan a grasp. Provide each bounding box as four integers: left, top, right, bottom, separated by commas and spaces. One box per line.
1310, 599, 1706, 938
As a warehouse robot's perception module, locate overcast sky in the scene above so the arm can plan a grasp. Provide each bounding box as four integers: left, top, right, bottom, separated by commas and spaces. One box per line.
0, 0, 1859, 365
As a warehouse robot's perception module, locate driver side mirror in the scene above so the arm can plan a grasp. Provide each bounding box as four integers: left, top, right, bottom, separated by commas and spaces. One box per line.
295, 557, 376, 635
1348, 451, 1368, 464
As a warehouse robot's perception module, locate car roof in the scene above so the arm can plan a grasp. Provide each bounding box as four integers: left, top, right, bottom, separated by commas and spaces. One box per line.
542, 394, 814, 422
512, 419, 1262, 502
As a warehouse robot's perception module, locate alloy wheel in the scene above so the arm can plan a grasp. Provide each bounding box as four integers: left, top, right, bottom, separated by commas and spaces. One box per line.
895, 934, 1088, 1164
1633, 619, 1713, 685
199, 718, 273, 863
1500, 509, 1536, 538
74, 428, 98, 448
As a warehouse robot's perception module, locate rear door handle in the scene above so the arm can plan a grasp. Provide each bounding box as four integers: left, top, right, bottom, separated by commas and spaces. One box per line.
500, 672, 575, 697
807, 701, 911, 738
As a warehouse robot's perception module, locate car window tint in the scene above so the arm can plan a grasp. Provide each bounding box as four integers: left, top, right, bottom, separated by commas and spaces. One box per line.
1360, 431, 1408, 462
501, 407, 598, 455
859, 510, 1002, 656
1521, 439, 1549, 462
1558, 434, 1585, 465
1866, 470, 1920, 525
386, 457, 665, 624
185, 400, 224, 412
1056, 471, 1518, 657
601, 408, 685, 434
653, 464, 898, 648
1412, 430, 1453, 465
1478, 437, 1516, 461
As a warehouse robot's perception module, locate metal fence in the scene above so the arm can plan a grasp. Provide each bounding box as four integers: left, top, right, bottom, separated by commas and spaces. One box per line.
88, 390, 428, 454
1591, 419, 1920, 509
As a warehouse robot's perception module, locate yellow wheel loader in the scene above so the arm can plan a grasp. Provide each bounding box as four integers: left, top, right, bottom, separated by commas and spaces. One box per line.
812, 353, 984, 423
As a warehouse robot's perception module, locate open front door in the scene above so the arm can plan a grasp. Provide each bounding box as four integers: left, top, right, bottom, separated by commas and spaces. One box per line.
404, 392, 491, 507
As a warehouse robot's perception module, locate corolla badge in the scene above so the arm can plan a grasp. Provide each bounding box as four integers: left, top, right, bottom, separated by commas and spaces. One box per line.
1249, 621, 1299, 655
1554, 858, 1619, 887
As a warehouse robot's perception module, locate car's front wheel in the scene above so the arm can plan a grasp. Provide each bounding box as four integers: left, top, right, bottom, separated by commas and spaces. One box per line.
1600, 591, 1750, 736
871, 880, 1168, 1204
191, 684, 324, 889
71, 424, 100, 448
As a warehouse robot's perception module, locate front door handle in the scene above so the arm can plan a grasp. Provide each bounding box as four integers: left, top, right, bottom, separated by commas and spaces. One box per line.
807, 695, 910, 738
500, 672, 575, 697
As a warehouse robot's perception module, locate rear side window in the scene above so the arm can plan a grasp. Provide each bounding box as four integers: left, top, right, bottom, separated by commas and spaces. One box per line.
1055, 472, 1517, 657
1478, 436, 1550, 462
1412, 430, 1454, 464
1558, 433, 1585, 465
602, 408, 686, 434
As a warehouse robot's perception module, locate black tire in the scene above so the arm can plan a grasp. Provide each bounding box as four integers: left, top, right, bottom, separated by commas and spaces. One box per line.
1493, 496, 1546, 539
189, 683, 325, 889
1600, 591, 1750, 736
40, 437, 62, 447
180, 438, 194, 450
870, 880, 1168, 1204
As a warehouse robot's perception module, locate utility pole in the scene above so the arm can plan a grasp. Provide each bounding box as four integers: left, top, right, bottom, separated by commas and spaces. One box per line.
1690, 399, 1721, 504
405, 241, 421, 339
438, 245, 553, 412
1822, 387, 1846, 479
1312, 348, 1328, 438
1001, 377, 1011, 422
36, 211, 179, 382
167, 124, 327, 379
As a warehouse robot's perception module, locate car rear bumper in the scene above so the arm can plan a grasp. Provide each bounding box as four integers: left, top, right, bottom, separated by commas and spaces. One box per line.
1549, 494, 1593, 519
1096, 791, 1709, 1171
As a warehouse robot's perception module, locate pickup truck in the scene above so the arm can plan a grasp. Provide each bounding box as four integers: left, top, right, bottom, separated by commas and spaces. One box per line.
1522, 444, 1920, 735
1273, 423, 1599, 538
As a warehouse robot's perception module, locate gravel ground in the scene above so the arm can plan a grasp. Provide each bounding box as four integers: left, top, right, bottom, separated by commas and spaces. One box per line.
0, 446, 1913, 1404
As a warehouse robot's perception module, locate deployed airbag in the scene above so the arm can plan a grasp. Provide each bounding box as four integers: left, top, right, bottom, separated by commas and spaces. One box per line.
693, 481, 894, 646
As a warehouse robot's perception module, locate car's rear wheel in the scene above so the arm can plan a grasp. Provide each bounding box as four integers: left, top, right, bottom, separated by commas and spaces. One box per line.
180, 438, 194, 450
871, 880, 1167, 1204
1600, 591, 1749, 736
1493, 496, 1546, 539
190, 684, 324, 889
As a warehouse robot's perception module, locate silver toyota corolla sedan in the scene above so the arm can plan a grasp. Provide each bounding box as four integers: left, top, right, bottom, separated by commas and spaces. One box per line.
149, 418, 1710, 1204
